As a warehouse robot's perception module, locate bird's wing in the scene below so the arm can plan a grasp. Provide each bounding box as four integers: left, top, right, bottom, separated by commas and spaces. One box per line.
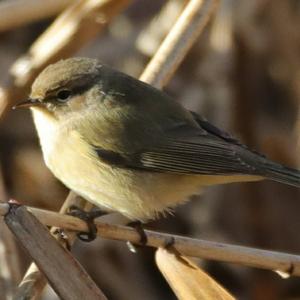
94, 112, 263, 176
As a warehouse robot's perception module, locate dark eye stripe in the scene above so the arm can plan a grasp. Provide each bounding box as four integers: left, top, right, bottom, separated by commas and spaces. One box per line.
44, 74, 100, 103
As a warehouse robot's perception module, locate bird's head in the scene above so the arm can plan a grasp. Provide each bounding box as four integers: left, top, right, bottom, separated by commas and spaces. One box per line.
14, 57, 103, 120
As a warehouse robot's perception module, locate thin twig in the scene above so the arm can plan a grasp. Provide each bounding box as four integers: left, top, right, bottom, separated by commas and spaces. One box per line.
1, 203, 299, 277
0, 0, 73, 32
140, 0, 220, 88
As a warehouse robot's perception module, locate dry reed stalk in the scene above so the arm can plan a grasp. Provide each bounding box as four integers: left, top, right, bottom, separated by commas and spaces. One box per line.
156, 248, 235, 300
0, 0, 73, 32
140, 0, 220, 89
5, 204, 107, 300
0, 166, 22, 299
12, 193, 93, 300
136, 0, 187, 57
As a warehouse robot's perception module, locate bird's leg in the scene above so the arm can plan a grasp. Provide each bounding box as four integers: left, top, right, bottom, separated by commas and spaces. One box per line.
67, 205, 106, 242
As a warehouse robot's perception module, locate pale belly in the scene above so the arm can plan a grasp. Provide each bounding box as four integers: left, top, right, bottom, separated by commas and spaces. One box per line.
46, 139, 203, 221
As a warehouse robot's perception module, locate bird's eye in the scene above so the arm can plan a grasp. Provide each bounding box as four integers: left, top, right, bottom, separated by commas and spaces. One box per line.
56, 89, 72, 102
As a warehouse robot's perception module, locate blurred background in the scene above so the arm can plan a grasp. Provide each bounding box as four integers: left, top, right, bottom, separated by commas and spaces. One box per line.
0, 0, 300, 299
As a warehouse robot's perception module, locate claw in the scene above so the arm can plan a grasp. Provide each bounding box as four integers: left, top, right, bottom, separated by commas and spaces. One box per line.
127, 221, 148, 245
67, 205, 105, 242
126, 221, 148, 253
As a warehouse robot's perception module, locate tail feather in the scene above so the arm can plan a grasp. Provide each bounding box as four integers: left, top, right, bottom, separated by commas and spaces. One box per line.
264, 162, 300, 188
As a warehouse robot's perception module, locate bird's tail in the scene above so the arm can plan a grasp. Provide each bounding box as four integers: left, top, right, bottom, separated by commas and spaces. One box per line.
263, 161, 300, 188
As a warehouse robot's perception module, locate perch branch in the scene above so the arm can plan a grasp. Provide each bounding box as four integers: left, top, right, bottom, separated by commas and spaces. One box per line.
1, 203, 299, 278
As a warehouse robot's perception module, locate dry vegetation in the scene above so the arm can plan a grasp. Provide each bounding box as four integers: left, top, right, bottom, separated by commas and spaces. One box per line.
0, 0, 300, 299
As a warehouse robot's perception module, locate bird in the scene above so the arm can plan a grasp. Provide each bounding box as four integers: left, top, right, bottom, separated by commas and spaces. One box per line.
14, 57, 300, 222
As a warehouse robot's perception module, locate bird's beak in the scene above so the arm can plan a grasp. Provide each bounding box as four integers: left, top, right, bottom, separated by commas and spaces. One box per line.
12, 98, 42, 109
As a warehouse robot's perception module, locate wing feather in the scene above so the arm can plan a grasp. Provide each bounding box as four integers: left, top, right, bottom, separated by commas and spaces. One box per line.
93, 112, 264, 176
135, 138, 258, 175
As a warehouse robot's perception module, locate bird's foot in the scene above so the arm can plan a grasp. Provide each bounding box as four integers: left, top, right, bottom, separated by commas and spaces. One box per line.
126, 221, 148, 253
128, 220, 148, 245
67, 205, 106, 242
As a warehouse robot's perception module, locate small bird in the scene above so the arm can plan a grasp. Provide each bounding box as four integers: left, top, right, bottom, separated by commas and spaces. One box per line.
15, 57, 300, 222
